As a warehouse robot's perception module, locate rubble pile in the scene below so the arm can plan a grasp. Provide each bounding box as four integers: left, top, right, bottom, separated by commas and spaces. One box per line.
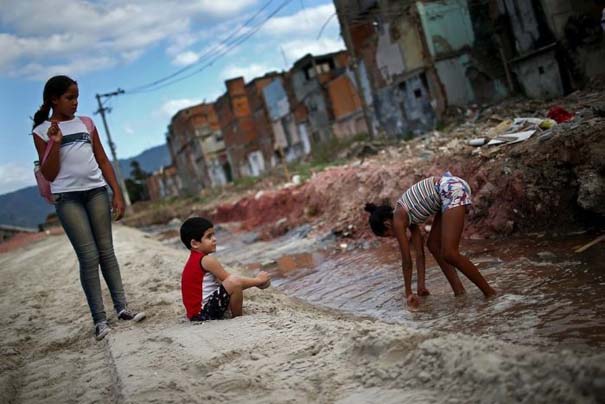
204, 86, 605, 240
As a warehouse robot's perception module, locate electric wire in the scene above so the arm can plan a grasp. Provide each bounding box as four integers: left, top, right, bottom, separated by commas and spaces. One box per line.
125, 0, 294, 94
124, 0, 277, 93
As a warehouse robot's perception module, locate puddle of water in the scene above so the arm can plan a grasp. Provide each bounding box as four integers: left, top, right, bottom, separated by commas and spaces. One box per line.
147, 221, 605, 352
229, 232, 605, 352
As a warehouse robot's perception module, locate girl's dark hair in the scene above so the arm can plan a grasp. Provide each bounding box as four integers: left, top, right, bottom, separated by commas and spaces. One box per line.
32, 75, 77, 129
180, 217, 214, 249
364, 202, 394, 237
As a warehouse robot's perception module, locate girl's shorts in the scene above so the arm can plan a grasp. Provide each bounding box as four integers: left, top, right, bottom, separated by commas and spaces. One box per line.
439, 172, 472, 212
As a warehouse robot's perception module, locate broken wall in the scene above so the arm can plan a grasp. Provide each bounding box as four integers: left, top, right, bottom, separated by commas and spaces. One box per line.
262, 77, 310, 161
376, 22, 407, 83
540, 0, 605, 84
417, 0, 475, 58
511, 47, 564, 99
290, 67, 332, 142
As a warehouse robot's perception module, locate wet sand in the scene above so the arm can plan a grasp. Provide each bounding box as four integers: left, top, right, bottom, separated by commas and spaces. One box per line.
1, 225, 604, 403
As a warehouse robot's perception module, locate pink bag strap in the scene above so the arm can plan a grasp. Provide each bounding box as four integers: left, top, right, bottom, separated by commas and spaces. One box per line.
41, 138, 54, 164
79, 116, 95, 144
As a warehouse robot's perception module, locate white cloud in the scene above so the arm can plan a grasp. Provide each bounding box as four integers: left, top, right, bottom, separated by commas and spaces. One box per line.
173, 51, 200, 66
0, 163, 35, 195
221, 63, 279, 82
262, 4, 336, 35
194, 0, 258, 17
155, 98, 202, 119
0, 0, 259, 79
124, 125, 135, 135
282, 38, 345, 62
14, 56, 118, 81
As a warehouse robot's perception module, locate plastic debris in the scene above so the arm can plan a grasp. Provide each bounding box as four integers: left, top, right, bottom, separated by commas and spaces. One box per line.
547, 106, 574, 123
539, 119, 557, 130
487, 130, 536, 146
468, 138, 487, 146
574, 235, 605, 253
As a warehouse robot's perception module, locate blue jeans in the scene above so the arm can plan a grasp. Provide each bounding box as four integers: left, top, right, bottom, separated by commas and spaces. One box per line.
54, 186, 127, 324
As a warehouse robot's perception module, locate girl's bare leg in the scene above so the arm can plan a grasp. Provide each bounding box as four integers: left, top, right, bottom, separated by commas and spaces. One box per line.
427, 212, 466, 296
441, 206, 496, 298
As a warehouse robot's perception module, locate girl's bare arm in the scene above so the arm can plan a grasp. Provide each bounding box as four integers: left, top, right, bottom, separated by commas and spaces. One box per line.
410, 225, 427, 294
91, 129, 122, 198
393, 209, 414, 299
33, 124, 62, 181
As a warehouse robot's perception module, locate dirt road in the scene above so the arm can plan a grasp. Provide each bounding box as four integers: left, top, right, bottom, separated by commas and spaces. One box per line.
1, 226, 604, 403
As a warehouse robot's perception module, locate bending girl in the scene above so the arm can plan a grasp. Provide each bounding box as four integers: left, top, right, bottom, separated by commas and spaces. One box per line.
365, 172, 496, 308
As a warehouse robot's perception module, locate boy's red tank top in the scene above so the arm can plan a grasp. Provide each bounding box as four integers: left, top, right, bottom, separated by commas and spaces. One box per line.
181, 250, 206, 319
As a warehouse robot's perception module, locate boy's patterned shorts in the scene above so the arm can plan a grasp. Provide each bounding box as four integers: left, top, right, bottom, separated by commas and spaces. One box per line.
190, 285, 231, 322
439, 173, 472, 212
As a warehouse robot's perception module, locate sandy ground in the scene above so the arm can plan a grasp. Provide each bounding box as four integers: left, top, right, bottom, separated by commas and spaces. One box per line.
1, 226, 604, 404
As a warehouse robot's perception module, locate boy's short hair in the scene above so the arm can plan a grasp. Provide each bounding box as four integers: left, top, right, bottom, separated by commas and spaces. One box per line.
180, 217, 213, 249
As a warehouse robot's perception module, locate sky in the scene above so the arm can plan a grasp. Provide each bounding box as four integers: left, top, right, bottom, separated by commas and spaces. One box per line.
0, 0, 344, 194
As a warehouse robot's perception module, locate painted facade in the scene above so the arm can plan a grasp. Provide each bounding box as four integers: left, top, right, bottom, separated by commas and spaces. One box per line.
147, 165, 181, 201
166, 102, 228, 194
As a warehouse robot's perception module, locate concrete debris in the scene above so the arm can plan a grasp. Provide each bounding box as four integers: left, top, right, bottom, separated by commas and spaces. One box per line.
487, 130, 536, 146
468, 138, 487, 147
574, 235, 605, 253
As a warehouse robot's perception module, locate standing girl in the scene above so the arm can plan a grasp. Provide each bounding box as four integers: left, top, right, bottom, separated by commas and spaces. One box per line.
364, 171, 496, 308
32, 75, 144, 340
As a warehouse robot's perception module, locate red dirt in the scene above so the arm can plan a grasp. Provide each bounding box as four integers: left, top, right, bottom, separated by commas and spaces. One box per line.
203, 92, 605, 241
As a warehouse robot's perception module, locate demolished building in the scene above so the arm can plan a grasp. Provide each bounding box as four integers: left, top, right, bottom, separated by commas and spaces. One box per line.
166, 102, 228, 194
334, 0, 605, 137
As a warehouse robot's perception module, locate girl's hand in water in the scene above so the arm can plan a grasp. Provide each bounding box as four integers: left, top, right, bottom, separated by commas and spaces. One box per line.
48, 121, 63, 143
417, 287, 430, 296
407, 294, 420, 308
112, 193, 125, 221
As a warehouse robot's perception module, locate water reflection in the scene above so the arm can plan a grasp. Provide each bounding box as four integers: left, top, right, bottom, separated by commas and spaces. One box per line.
229, 232, 605, 352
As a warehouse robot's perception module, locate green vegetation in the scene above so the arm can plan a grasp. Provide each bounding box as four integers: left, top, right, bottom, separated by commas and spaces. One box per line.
290, 132, 369, 180
232, 175, 260, 190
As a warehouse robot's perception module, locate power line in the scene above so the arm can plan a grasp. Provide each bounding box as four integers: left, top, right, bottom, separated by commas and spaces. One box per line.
125, 0, 295, 95
316, 12, 337, 39
125, 0, 276, 93
94, 89, 132, 207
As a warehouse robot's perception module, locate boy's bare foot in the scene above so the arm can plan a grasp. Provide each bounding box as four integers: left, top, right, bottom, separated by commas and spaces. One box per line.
454, 289, 466, 297
417, 287, 430, 296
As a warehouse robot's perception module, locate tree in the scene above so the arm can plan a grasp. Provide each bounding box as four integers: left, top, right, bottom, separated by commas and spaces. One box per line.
125, 160, 149, 203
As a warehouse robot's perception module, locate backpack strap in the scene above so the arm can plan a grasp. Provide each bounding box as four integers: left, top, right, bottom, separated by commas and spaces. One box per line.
79, 116, 95, 144
41, 138, 54, 164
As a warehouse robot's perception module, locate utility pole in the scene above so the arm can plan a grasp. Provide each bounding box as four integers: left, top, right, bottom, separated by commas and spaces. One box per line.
336, 3, 376, 139
95, 89, 131, 207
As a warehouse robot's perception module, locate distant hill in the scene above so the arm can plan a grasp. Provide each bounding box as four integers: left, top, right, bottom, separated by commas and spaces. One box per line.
118, 144, 170, 179
0, 186, 55, 229
0, 144, 170, 228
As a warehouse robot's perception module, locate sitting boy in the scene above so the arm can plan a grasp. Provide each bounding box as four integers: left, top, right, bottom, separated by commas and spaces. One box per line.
180, 217, 271, 321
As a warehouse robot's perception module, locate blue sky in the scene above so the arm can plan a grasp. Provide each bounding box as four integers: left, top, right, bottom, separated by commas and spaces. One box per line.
0, 0, 344, 194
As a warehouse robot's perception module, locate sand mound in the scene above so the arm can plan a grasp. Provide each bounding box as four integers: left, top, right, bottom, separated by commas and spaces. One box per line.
1, 226, 603, 403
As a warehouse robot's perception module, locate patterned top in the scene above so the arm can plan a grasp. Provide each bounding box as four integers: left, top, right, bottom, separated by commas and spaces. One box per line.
396, 177, 441, 225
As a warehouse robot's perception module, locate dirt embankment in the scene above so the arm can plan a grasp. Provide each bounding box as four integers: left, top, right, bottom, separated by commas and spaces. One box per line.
209, 109, 604, 240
